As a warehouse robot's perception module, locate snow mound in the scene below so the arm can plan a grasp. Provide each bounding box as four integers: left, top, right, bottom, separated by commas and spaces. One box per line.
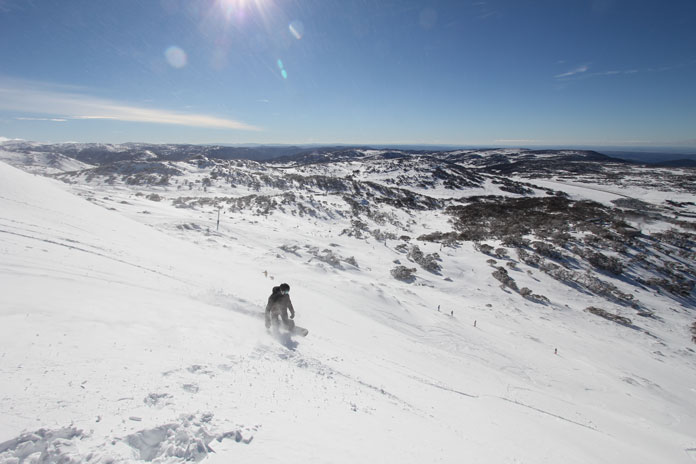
0, 427, 84, 464
0, 415, 254, 464
123, 414, 252, 463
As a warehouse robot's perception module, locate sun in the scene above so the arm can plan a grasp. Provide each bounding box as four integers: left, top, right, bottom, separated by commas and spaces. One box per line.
216, 0, 273, 23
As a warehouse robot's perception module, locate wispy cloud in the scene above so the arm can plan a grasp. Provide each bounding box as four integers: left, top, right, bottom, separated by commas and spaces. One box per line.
555, 58, 696, 82
471, 1, 498, 20
559, 68, 639, 80
554, 65, 589, 79
0, 0, 16, 13
15, 117, 67, 122
0, 0, 37, 14
0, 78, 260, 131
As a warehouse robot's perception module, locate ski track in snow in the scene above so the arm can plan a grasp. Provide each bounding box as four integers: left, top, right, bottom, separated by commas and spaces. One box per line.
494, 397, 599, 432
0, 227, 181, 283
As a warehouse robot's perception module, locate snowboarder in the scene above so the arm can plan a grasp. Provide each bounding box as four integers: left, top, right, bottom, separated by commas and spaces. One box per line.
265, 283, 295, 331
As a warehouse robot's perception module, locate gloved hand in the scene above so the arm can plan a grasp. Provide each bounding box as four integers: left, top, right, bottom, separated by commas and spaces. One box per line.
290, 311, 295, 320
265, 320, 271, 329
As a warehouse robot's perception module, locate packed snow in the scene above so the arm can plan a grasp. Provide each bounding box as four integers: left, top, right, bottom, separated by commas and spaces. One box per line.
1, 153, 696, 463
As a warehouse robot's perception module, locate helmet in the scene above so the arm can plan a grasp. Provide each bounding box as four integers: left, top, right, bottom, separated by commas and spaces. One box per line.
279, 283, 290, 293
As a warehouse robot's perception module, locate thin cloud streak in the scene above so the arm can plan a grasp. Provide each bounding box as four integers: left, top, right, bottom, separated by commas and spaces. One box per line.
555, 58, 696, 82
554, 65, 589, 79
16, 117, 67, 122
0, 80, 260, 131
563, 68, 639, 81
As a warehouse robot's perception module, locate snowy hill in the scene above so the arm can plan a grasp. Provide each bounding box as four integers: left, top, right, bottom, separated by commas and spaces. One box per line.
0, 148, 94, 175
0, 140, 308, 165
1, 143, 696, 463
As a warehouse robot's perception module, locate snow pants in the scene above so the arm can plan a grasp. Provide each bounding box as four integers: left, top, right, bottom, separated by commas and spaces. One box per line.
268, 308, 295, 330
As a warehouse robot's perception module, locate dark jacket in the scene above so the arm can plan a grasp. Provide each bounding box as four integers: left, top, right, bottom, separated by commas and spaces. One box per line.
265, 286, 295, 327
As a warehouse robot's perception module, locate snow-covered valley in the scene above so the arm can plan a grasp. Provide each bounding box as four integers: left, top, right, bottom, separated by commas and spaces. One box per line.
1, 144, 696, 463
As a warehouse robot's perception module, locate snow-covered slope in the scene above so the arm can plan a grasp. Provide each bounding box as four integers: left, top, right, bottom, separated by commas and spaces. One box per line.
1, 154, 696, 463
0, 148, 94, 175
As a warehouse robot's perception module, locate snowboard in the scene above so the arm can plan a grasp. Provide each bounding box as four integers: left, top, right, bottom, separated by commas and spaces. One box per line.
290, 325, 309, 337
267, 324, 309, 337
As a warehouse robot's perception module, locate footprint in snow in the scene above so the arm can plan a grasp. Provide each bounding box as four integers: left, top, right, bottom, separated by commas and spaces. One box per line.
182, 383, 199, 393
143, 392, 173, 407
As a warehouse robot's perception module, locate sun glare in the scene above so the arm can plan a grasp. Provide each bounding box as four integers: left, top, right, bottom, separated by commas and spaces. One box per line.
216, 0, 271, 23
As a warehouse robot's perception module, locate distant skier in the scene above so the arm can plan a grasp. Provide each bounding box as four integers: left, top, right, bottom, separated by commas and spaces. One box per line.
265, 283, 295, 331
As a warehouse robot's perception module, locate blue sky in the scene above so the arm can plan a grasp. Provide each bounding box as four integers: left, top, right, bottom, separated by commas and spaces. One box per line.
0, 0, 695, 148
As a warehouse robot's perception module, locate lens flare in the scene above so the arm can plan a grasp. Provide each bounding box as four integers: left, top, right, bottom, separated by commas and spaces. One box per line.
289, 20, 304, 39
164, 46, 187, 68
277, 59, 287, 79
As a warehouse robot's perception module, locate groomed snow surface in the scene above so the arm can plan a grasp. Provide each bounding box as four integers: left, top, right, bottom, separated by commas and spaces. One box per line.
1, 160, 696, 463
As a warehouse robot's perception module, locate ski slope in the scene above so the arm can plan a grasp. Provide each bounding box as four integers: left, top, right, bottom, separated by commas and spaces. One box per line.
1, 160, 696, 463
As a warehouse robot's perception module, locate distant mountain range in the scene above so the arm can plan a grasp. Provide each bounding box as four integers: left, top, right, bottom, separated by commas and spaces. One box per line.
602, 150, 696, 166
0, 140, 306, 163
2, 140, 695, 166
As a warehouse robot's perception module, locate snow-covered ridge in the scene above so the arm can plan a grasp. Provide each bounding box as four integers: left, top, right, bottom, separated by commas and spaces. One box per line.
0, 140, 308, 164
0, 148, 94, 175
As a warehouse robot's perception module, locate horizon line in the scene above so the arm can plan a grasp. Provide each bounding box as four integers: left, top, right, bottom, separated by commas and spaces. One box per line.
2, 137, 695, 154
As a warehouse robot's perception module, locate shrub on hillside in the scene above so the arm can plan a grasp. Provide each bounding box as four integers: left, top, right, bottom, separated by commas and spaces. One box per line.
391, 265, 416, 282
520, 287, 550, 304
407, 245, 441, 273
311, 249, 343, 269
577, 273, 637, 307
517, 248, 543, 267
586, 251, 624, 275
492, 266, 518, 292
652, 229, 696, 250
474, 243, 494, 255
279, 244, 302, 256
531, 241, 564, 260
585, 306, 632, 326
494, 247, 508, 259
417, 231, 459, 244
447, 196, 613, 243
372, 229, 397, 241
395, 243, 409, 253
502, 234, 531, 248
544, 265, 575, 283
550, 231, 572, 247
641, 277, 695, 297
